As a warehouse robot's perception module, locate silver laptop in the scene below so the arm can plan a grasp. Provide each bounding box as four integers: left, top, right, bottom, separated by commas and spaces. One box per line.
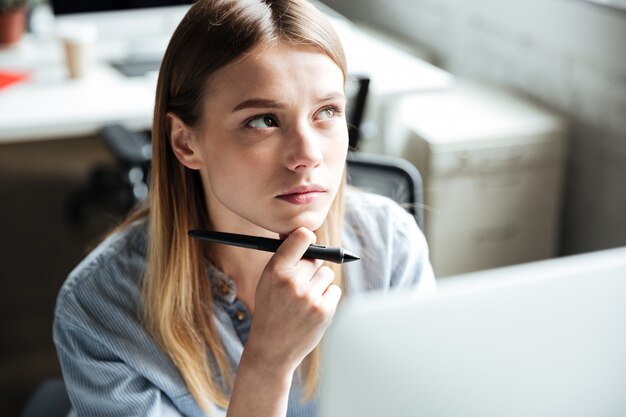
321, 247, 626, 417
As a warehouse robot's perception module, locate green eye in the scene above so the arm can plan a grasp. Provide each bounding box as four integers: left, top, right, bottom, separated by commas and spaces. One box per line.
320, 108, 334, 120
247, 115, 278, 128
317, 106, 341, 121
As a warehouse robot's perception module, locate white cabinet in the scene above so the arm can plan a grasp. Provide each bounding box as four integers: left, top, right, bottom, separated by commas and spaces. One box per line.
398, 83, 568, 277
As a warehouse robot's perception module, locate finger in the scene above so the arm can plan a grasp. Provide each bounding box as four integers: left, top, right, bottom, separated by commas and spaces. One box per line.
321, 284, 342, 313
308, 265, 335, 297
270, 227, 316, 271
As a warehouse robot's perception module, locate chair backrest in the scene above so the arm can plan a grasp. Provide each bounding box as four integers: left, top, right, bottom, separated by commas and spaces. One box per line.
345, 75, 370, 150
20, 378, 71, 417
346, 151, 424, 230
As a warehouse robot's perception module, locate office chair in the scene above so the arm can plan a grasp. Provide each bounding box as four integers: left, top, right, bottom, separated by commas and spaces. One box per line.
346, 151, 423, 229
344, 75, 423, 229
66, 125, 151, 227
19, 378, 71, 417
346, 75, 370, 150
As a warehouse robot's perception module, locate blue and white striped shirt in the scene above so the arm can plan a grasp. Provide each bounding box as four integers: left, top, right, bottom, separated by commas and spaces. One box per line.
54, 191, 435, 416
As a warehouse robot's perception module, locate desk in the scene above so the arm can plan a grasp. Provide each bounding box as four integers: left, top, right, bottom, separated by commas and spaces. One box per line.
0, 38, 157, 144
0, 7, 453, 145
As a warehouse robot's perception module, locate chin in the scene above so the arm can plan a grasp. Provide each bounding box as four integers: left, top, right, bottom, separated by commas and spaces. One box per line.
269, 212, 328, 235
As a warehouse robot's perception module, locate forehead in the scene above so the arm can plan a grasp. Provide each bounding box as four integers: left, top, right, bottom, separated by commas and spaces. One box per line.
204, 43, 345, 107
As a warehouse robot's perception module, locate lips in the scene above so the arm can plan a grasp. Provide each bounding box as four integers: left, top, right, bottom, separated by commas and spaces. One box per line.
276, 184, 327, 205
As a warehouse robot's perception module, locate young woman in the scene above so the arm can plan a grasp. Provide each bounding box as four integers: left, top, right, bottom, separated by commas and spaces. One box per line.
53, 0, 435, 416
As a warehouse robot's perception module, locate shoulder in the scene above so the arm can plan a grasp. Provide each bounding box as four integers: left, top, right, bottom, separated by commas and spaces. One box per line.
54, 220, 148, 329
342, 189, 431, 293
344, 188, 421, 244
53, 220, 198, 412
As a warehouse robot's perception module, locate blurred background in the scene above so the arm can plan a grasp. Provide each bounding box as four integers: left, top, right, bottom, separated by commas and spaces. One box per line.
0, 0, 625, 414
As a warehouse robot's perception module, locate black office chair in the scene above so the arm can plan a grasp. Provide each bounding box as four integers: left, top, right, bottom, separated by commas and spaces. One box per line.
66, 125, 151, 227
346, 151, 423, 229
344, 74, 423, 229
20, 378, 71, 417
346, 75, 370, 150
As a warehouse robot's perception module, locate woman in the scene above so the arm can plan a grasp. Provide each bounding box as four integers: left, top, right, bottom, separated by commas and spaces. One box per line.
53, 0, 435, 416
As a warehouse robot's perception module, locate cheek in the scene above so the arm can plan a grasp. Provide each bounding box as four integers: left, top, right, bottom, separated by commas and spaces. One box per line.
324, 133, 349, 175
203, 145, 272, 198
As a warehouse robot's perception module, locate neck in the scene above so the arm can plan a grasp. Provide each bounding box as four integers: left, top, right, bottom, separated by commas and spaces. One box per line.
211, 242, 273, 314
202, 183, 280, 312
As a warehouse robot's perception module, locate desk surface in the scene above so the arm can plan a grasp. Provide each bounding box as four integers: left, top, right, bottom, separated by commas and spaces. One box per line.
0, 10, 453, 144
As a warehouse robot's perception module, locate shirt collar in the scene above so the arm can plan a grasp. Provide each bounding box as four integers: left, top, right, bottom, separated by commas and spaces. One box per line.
205, 261, 238, 304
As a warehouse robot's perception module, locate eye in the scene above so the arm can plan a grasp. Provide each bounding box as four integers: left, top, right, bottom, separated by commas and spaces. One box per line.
316, 106, 341, 121
246, 115, 279, 128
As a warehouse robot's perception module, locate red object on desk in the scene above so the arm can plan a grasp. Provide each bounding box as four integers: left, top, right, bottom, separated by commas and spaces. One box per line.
0, 70, 28, 90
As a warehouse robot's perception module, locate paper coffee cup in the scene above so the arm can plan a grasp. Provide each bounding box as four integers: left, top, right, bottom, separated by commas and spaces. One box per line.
57, 22, 98, 79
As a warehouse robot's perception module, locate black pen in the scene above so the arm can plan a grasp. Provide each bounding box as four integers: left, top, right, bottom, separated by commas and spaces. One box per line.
188, 230, 360, 264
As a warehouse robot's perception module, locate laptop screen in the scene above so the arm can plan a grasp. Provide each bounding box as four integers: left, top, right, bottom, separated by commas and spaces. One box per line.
321, 247, 626, 417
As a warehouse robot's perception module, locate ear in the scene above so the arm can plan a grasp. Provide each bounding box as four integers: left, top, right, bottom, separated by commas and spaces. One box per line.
167, 112, 205, 170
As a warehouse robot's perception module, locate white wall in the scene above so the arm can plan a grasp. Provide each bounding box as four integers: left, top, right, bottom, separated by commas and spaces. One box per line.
322, 0, 626, 255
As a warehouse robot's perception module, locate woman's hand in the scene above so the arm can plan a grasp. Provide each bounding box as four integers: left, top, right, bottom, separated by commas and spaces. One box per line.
227, 227, 341, 417
243, 227, 342, 377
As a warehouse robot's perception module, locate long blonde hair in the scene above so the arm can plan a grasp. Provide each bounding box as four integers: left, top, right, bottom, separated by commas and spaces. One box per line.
126, 0, 349, 413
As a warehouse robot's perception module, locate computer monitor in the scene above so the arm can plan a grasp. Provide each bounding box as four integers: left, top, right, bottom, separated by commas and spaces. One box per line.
50, 0, 191, 15
321, 247, 626, 417
50, 0, 192, 39
46, 1, 338, 78
50, 0, 192, 71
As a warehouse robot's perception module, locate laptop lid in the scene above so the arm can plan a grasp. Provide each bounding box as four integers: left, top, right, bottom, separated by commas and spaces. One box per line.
321, 247, 626, 417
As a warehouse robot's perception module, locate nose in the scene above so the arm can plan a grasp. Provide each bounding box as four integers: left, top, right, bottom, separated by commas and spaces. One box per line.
284, 122, 323, 172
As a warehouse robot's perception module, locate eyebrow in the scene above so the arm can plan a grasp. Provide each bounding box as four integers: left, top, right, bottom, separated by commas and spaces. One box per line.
318, 92, 346, 104
232, 98, 285, 112
231, 93, 346, 113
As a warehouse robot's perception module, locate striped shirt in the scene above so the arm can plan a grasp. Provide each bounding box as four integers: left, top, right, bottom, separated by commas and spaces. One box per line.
54, 190, 435, 416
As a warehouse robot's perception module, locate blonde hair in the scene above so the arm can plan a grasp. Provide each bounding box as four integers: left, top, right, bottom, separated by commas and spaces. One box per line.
122, 0, 349, 413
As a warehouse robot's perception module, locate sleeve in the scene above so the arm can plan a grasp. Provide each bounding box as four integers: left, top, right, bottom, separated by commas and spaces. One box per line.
53, 317, 184, 417
388, 204, 437, 296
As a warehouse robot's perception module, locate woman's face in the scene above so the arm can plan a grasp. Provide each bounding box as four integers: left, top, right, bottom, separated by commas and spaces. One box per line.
192, 43, 348, 236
